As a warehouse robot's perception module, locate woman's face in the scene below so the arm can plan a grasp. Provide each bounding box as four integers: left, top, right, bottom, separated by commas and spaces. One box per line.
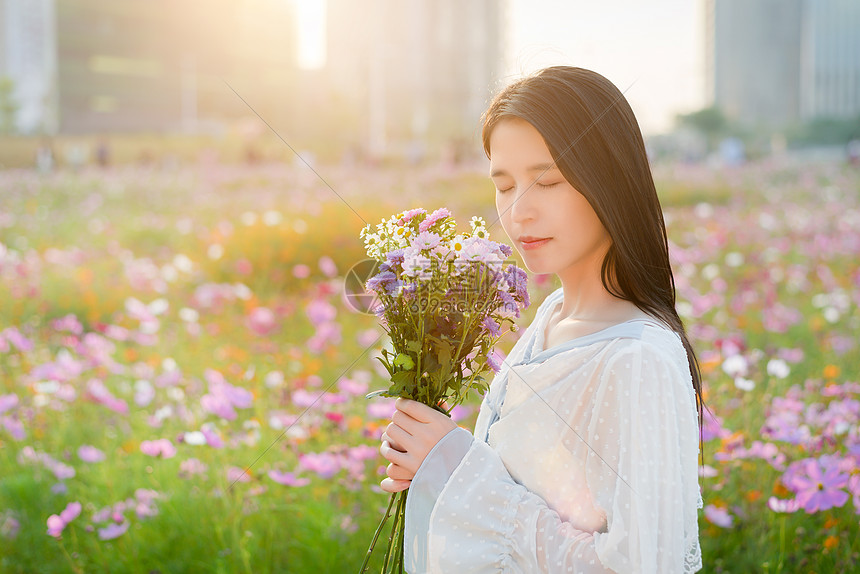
488, 117, 611, 278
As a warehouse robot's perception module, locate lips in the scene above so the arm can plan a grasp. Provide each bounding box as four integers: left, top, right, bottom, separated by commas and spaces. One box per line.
518, 236, 550, 244
519, 236, 552, 251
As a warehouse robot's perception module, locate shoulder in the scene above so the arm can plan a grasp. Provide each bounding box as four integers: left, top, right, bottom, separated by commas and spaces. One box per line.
598, 325, 691, 385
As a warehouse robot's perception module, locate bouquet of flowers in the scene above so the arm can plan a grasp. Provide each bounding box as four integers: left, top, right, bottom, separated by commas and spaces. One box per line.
357, 207, 529, 573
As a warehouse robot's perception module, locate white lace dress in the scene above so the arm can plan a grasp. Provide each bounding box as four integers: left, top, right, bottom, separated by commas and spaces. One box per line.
404, 287, 704, 573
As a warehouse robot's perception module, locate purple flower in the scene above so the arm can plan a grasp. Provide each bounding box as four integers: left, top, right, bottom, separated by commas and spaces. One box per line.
1, 416, 25, 440
60, 502, 81, 524
306, 299, 337, 326
77, 445, 106, 463
785, 457, 849, 513
385, 248, 407, 266
486, 348, 503, 373
481, 316, 501, 338
98, 520, 130, 541
450, 405, 473, 422
0, 394, 19, 414
704, 504, 733, 528
366, 271, 397, 293
200, 369, 253, 420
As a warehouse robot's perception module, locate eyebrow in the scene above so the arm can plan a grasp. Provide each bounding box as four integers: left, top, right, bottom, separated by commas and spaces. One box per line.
489, 163, 559, 177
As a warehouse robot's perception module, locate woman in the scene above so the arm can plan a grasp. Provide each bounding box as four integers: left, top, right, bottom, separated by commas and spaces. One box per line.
379, 66, 706, 573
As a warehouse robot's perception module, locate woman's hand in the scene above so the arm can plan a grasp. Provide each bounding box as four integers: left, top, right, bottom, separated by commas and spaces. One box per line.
379, 398, 457, 493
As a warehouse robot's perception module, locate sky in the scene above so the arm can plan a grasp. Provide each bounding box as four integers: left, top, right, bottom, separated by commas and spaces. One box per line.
504, 0, 706, 135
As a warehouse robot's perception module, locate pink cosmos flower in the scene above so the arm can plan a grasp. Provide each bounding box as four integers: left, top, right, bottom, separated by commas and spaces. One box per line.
227, 466, 251, 483
338, 377, 368, 397
246, 307, 278, 336
704, 504, 733, 528
418, 207, 451, 232
306, 299, 337, 326
179, 458, 208, 478
140, 439, 176, 459
299, 452, 341, 479
77, 445, 106, 463
306, 323, 342, 353
1, 327, 33, 352
366, 399, 397, 419
46, 501, 81, 537
318, 256, 338, 278
85, 379, 129, 414
767, 496, 800, 513
46, 515, 65, 538
293, 264, 310, 278
412, 231, 442, 250
52, 314, 83, 335
268, 470, 310, 487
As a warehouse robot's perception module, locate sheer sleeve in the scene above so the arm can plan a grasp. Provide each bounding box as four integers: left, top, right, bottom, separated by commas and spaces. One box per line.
405, 338, 703, 574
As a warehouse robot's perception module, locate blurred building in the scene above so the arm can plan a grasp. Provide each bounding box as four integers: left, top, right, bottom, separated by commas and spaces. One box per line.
1, 0, 299, 135
0, 0, 57, 133
54, 0, 298, 134
324, 0, 506, 159
1, 0, 506, 161
705, 0, 860, 131
800, 0, 860, 120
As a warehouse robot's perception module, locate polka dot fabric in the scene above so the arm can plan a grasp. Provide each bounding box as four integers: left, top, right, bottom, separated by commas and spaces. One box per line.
404, 288, 703, 573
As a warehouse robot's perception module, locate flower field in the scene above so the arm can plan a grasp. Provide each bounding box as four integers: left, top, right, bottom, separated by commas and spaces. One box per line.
0, 158, 858, 572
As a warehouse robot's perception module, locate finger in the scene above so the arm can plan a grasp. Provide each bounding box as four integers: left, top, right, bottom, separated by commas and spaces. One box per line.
384, 424, 413, 451
395, 397, 434, 422
386, 462, 414, 481
380, 440, 413, 469
380, 477, 411, 493
391, 409, 421, 434
380, 432, 405, 453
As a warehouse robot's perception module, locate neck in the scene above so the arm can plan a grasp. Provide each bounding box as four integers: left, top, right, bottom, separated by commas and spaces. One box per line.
554, 250, 635, 322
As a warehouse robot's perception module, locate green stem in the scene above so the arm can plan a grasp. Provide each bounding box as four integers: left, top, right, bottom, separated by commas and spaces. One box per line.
358, 492, 398, 573
777, 515, 785, 573
382, 492, 402, 573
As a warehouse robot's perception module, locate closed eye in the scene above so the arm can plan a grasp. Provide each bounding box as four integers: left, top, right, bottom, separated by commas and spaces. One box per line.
496, 181, 562, 194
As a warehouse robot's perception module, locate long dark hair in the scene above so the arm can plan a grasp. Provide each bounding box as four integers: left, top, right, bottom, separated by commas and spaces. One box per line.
481, 66, 709, 464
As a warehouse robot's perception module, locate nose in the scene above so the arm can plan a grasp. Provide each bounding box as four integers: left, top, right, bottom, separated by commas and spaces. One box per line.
508, 182, 537, 224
